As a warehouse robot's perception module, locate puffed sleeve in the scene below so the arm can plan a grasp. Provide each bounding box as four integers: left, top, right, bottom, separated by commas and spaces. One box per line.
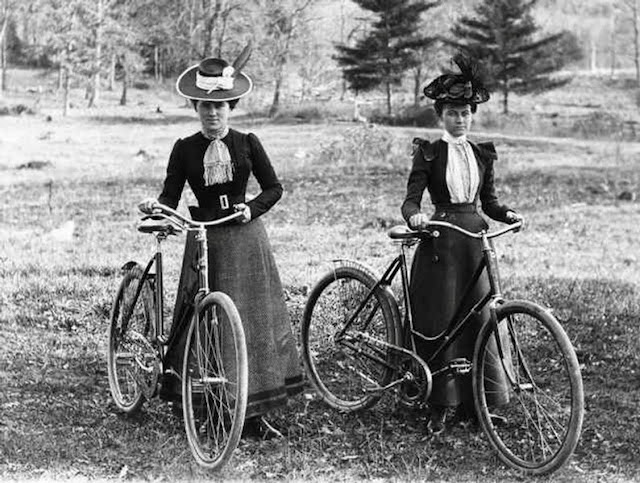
246, 132, 283, 219
158, 139, 186, 210
401, 138, 430, 224
478, 142, 511, 222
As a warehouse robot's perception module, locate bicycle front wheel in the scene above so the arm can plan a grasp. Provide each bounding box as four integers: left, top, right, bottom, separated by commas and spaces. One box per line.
182, 292, 248, 470
301, 263, 400, 411
107, 264, 158, 414
473, 300, 584, 475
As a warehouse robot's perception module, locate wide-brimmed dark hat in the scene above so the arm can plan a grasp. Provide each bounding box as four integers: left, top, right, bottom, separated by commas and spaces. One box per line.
423, 53, 490, 105
176, 44, 253, 101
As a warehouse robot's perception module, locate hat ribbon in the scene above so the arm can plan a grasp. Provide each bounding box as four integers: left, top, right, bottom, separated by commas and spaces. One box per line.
196, 67, 235, 93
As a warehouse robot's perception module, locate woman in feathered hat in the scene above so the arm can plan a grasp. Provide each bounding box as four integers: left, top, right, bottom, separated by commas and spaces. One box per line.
139, 45, 304, 438
401, 54, 524, 435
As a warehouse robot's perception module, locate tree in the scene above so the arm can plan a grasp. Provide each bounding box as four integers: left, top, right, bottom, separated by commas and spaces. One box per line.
250, 0, 317, 118
447, 0, 583, 114
0, 0, 16, 92
335, 0, 437, 116
619, 0, 640, 85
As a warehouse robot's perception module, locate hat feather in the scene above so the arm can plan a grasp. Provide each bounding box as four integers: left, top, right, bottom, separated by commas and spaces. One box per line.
232, 41, 252, 74
452, 53, 480, 84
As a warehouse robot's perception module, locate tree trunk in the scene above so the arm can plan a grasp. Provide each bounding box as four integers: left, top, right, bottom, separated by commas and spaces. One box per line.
203, 0, 224, 56
385, 80, 392, 117
0, 6, 7, 93
590, 35, 597, 71
88, 0, 104, 107
0, 28, 6, 93
63, 66, 70, 116
57, 64, 63, 91
154, 45, 159, 82
502, 85, 509, 115
216, 8, 230, 57
633, 0, 640, 86
269, 74, 282, 118
610, 12, 616, 78
413, 67, 422, 107
108, 52, 115, 90
120, 59, 128, 106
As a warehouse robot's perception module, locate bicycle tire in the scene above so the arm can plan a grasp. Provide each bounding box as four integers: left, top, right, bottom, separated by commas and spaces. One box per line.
473, 300, 584, 475
301, 262, 401, 411
182, 291, 248, 470
107, 264, 158, 414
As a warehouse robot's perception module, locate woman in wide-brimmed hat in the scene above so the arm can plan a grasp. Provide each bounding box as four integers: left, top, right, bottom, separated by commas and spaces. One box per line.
401, 54, 524, 435
140, 45, 304, 438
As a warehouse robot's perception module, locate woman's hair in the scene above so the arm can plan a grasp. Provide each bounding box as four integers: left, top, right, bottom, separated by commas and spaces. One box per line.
434, 100, 477, 117
191, 99, 239, 111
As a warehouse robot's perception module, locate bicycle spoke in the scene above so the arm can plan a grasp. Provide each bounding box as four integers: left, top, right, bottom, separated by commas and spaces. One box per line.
183, 294, 246, 469
302, 265, 399, 411
475, 302, 583, 474
108, 271, 157, 413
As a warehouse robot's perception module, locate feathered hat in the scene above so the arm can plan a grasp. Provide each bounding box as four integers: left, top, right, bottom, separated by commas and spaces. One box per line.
423, 53, 490, 105
176, 43, 253, 101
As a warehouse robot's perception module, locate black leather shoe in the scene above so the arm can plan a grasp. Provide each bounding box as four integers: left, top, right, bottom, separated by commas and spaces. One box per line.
426, 406, 447, 435
451, 404, 479, 427
158, 372, 181, 402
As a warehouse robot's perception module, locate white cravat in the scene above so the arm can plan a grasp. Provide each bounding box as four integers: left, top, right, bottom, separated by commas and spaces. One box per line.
442, 131, 480, 203
202, 126, 233, 186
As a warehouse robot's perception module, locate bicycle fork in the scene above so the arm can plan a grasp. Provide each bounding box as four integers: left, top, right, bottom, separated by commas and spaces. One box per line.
481, 234, 535, 392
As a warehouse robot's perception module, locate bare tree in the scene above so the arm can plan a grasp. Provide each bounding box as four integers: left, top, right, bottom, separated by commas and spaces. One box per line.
87, 0, 104, 107
251, 0, 316, 118
620, 0, 640, 85
0, 0, 14, 93
200, 0, 243, 57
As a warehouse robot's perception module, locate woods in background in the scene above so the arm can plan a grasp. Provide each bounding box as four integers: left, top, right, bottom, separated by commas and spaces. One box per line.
0, 0, 637, 116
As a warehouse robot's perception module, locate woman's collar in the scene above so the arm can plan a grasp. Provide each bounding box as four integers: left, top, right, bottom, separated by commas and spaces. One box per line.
201, 125, 230, 141
441, 130, 467, 145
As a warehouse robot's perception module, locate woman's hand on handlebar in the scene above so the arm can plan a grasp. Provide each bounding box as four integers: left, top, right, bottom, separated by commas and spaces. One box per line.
233, 203, 252, 224
409, 213, 429, 230
505, 211, 525, 228
138, 198, 158, 214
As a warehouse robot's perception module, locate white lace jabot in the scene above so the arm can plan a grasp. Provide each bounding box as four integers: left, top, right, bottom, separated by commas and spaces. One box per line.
441, 131, 480, 203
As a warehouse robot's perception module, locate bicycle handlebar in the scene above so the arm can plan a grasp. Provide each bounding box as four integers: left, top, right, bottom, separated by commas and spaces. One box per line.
423, 220, 522, 239
390, 220, 522, 241
140, 201, 244, 231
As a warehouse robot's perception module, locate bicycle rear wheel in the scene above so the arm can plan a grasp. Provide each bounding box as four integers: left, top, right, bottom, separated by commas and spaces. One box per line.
473, 300, 584, 475
182, 292, 248, 470
301, 263, 400, 411
107, 264, 158, 413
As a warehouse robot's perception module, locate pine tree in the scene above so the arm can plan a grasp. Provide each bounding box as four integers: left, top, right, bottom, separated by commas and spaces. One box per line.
335, 0, 437, 117
448, 0, 583, 114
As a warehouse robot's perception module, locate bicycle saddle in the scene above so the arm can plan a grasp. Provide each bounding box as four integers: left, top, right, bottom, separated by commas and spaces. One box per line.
388, 225, 419, 240
137, 218, 182, 236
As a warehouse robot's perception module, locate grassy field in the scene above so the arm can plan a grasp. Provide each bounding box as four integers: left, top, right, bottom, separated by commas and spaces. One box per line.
1, 84, 640, 482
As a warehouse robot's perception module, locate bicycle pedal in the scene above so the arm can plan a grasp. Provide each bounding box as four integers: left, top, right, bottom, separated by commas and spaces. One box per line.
156, 334, 169, 345
449, 358, 472, 375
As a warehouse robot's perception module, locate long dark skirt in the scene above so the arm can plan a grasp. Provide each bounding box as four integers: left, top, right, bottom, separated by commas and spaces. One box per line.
165, 218, 304, 418
409, 205, 509, 409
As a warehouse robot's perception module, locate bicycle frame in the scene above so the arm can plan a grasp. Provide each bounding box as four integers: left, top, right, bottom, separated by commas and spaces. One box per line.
123, 206, 243, 362
335, 221, 521, 376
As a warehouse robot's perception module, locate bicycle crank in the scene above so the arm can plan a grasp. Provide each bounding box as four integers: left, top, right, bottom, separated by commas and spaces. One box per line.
386, 347, 432, 409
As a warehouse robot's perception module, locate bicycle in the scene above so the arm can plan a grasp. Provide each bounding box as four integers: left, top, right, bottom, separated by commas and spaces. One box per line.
301, 220, 584, 475
106, 202, 248, 470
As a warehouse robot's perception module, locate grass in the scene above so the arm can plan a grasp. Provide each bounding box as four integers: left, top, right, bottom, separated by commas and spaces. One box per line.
1, 81, 640, 481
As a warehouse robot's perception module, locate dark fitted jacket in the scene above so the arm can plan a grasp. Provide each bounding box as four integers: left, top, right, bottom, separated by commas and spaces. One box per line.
158, 128, 282, 221
401, 138, 511, 223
